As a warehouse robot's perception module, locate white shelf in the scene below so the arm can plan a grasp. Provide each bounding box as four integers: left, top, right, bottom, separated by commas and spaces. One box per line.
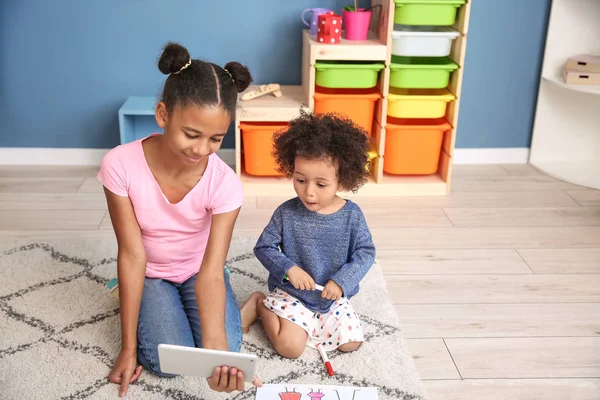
529, 0, 600, 190
542, 75, 600, 96
529, 160, 600, 190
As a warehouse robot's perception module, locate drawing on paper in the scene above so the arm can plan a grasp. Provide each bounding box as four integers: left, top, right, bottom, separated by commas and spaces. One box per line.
277, 387, 302, 400
334, 389, 360, 400
256, 384, 377, 400
307, 388, 326, 400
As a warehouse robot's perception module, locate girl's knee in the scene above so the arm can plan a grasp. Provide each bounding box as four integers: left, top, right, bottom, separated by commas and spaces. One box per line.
137, 352, 177, 378
273, 319, 308, 359
338, 341, 362, 353
275, 339, 306, 359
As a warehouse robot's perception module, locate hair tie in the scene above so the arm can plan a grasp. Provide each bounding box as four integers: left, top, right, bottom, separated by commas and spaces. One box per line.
173, 58, 192, 74
224, 68, 235, 82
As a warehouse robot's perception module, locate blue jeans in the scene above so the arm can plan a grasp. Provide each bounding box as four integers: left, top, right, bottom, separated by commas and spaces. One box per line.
136, 269, 242, 377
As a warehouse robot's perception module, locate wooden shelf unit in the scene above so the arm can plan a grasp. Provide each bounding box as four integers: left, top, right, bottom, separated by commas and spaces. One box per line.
301, 28, 390, 110
239, 165, 447, 197
234, 85, 309, 178
236, 0, 471, 196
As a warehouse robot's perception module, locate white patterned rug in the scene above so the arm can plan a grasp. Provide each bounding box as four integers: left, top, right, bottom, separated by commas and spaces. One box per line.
0, 236, 427, 400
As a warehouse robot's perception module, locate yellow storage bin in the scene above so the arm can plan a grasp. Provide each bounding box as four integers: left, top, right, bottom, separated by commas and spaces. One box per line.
388, 88, 455, 119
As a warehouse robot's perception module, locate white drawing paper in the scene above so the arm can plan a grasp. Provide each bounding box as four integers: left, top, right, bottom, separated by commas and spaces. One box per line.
255, 383, 378, 400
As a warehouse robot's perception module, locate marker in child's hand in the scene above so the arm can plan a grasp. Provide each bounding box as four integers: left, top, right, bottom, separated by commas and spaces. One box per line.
317, 344, 334, 376
283, 275, 324, 291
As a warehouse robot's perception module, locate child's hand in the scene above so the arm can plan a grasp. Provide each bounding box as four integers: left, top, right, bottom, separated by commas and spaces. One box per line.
322, 280, 343, 300
286, 266, 316, 290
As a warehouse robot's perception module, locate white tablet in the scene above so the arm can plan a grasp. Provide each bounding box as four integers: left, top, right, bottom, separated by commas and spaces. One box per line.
157, 344, 258, 382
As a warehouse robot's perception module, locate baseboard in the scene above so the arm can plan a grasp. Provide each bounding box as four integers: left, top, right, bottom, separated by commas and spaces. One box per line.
0, 148, 110, 166
0, 148, 237, 167
0, 148, 528, 166
452, 148, 530, 164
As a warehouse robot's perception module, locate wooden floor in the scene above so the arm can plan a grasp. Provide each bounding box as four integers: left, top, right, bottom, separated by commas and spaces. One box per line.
1, 164, 599, 399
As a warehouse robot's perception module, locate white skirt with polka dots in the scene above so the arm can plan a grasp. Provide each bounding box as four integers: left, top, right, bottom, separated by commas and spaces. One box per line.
263, 287, 364, 352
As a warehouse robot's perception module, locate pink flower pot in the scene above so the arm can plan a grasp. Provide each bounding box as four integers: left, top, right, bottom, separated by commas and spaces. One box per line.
342, 9, 372, 41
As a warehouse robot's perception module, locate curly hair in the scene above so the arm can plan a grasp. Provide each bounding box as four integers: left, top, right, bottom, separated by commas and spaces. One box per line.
273, 111, 370, 192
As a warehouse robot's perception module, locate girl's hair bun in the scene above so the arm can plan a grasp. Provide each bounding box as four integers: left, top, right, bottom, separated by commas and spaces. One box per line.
158, 42, 191, 75
224, 61, 253, 93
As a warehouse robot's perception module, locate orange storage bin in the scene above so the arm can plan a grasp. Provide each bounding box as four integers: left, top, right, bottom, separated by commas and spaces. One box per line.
384, 117, 451, 175
313, 86, 382, 136
239, 122, 287, 176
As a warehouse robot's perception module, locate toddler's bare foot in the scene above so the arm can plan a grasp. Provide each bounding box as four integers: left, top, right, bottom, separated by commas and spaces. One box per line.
241, 291, 266, 334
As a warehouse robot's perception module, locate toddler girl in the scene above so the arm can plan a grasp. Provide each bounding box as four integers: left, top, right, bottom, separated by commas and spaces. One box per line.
241, 111, 376, 359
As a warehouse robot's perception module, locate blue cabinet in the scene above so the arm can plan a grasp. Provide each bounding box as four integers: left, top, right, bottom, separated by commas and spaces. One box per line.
118, 96, 161, 144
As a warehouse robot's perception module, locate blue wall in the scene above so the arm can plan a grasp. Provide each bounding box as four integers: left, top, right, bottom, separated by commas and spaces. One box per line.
457, 0, 551, 148
0, 0, 550, 150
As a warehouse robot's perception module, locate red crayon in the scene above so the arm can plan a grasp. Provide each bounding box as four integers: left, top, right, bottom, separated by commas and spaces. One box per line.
317, 344, 334, 376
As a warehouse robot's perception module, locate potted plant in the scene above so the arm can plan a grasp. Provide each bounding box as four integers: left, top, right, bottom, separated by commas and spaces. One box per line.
342, 2, 380, 41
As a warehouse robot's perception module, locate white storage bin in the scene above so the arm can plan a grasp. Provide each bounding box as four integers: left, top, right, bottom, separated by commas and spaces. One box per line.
392, 26, 460, 57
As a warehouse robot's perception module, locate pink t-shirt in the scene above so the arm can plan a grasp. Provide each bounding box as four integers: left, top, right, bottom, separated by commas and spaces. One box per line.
97, 134, 244, 283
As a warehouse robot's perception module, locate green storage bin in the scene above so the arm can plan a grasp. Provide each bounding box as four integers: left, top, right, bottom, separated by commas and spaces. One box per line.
314, 61, 386, 89
394, 0, 465, 26
389, 56, 458, 89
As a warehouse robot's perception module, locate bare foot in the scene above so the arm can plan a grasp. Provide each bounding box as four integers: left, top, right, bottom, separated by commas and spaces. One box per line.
241, 291, 266, 334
